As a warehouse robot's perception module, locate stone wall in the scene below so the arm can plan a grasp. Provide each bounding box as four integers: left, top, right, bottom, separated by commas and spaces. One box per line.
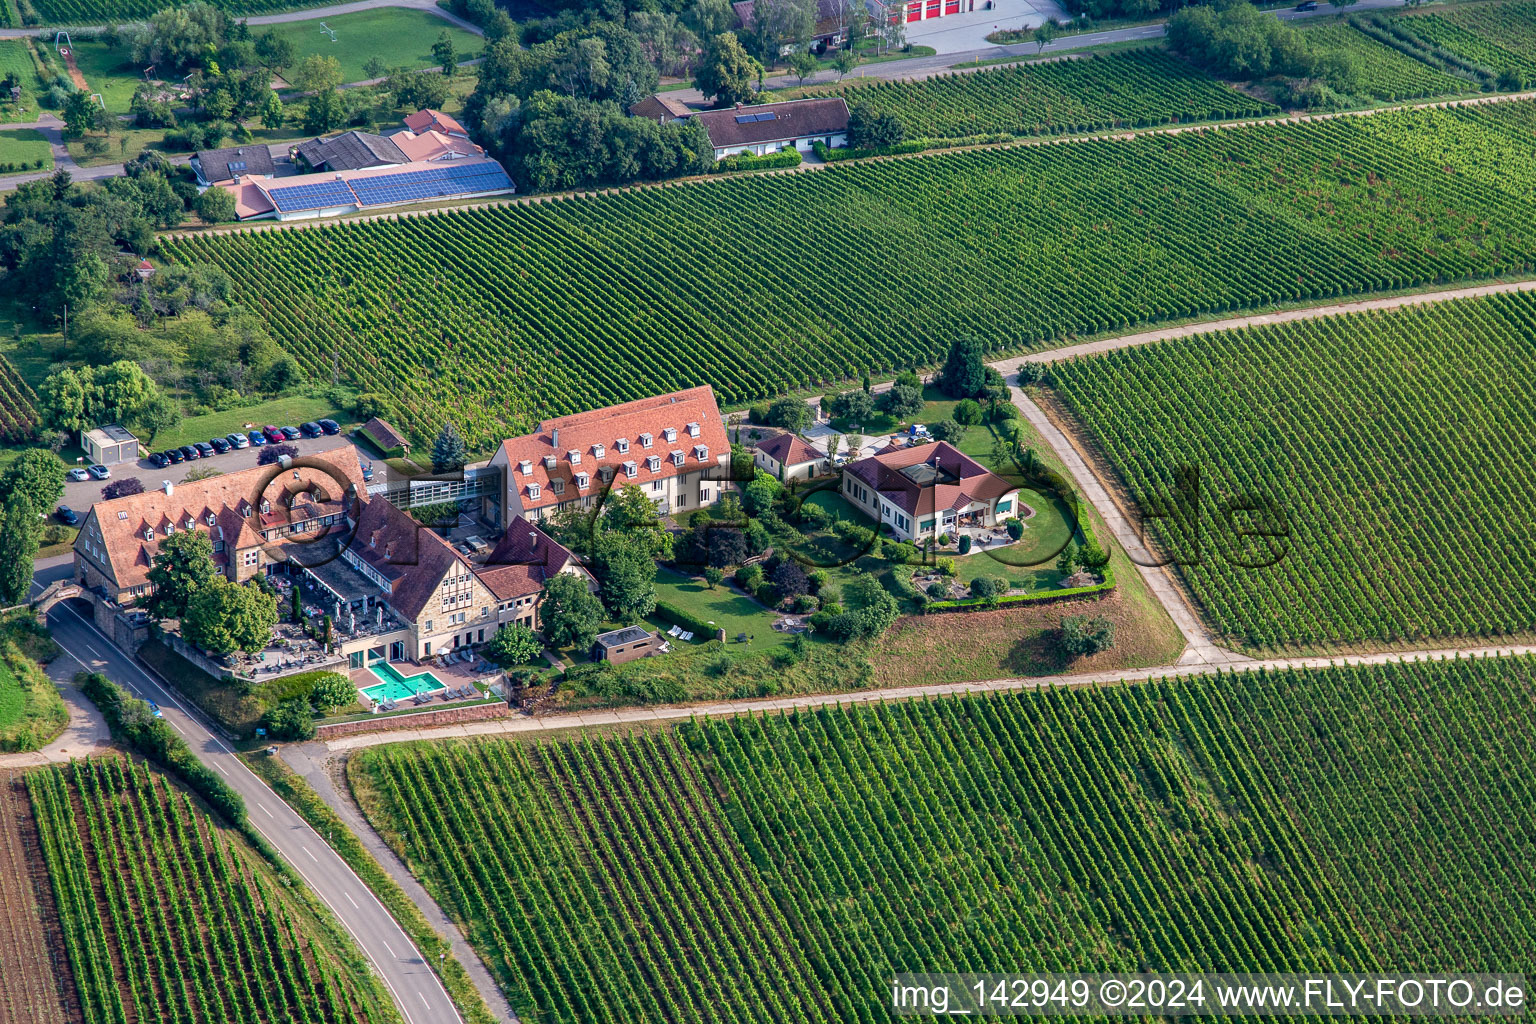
316, 700, 512, 740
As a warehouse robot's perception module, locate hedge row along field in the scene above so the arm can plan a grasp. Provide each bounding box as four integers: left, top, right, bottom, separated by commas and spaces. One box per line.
163, 102, 1536, 450
1050, 288, 1536, 648
1302, 21, 1469, 100
27, 756, 399, 1024
351, 655, 1536, 1024
805, 49, 1277, 138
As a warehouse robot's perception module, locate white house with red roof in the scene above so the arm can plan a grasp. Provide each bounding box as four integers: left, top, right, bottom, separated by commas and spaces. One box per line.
753, 431, 827, 483
841, 441, 1021, 541
486, 386, 732, 527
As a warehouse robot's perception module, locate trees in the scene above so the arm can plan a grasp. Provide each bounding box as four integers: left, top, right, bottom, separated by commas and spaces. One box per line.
484, 622, 543, 667
254, 29, 295, 73
260, 699, 316, 740
788, 49, 819, 86
938, 336, 987, 399
293, 53, 344, 93
195, 186, 237, 225
876, 382, 924, 420
139, 394, 182, 445
592, 531, 657, 622
306, 672, 356, 713
302, 88, 345, 135
1032, 20, 1060, 52
1166, 3, 1315, 81
432, 421, 467, 473
847, 104, 904, 148
185, 579, 278, 655
703, 566, 724, 589
766, 395, 811, 432
953, 398, 983, 425
62, 90, 109, 141
929, 418, 964, 443
0, 492, 39, 604
694, 32, 759, 107
145, 530, 219, 622
1060, 614, 1115, 657
828, 388, 874, 425
540, 572, 604, 649
2, 449, 65, 517
831, 49, 857, 80
433, 30, 458, 77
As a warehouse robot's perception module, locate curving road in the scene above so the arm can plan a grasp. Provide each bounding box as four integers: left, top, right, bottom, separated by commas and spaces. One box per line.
34, 574, 463, 1024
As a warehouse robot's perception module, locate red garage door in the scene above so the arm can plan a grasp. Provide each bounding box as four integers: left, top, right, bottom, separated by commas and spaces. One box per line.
926, 0, 940, 15
944, 0, 960, 13
906, 2, 921, 19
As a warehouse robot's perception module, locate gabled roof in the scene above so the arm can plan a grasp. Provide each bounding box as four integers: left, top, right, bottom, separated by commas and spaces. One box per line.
194, 144, 276, 184
843, 441, 1014, 518
628, 94, 694, 122
404, 109, 468, 138
494, 386, 730, 513
346, 496, 474, 621
360, 416, 409, 452
475, 522, 580, 601
295, 130, 410, 172
693, 98, 850, 150
755, 431, 822, 467
389, 128, 483, 163
77, 446, 366, 592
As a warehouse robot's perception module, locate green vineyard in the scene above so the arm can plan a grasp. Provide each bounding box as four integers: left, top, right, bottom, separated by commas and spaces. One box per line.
1393, 3, 1536, 78
26, 757, 397, 1024
163, 102, 1536, 450
1303, 21, 1469, 99
1049, 288, 1536, 648
27, 0, 316, 25
351, 655, 1536, 1024
810, 48, 1277, 138
0, 354, 37, 443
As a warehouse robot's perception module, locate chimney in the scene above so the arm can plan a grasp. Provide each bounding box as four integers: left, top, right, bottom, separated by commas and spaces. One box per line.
528, 531, 537, 548
278, 454, 293, 469
552, 427, 559, 448
161, 480, 173, 495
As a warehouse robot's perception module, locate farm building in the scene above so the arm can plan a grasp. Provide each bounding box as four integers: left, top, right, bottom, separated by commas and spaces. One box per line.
693, 98, 849, 159
404, 108, 471, 139
294, 131, 411, 173
866, 0, 985, 25
219, 158, 514, 222
841, 440, 1020, 542
191, 144, 277, 187
486, 386, 732, 527
754, 431, 827, 483
359, 416, 411, 457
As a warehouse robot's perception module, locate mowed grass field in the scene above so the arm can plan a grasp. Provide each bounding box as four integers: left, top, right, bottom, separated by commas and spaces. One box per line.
0, 128, 51, 169
351, 655, 1536, 1024
163, 101, 1536, 451
266, 9, 484, 86
1049, 286, 1536, 650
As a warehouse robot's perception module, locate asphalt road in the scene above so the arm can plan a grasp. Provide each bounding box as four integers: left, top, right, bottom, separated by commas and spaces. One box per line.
59, 435, 372, 514
37, 582, 462, 1024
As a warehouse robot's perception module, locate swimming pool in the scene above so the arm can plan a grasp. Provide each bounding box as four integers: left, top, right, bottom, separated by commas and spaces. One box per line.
360, 661, 448, 703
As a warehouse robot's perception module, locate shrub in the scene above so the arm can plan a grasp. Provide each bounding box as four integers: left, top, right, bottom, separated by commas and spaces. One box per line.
306, 671, 356, 713
791, 593, 817, 613
260, 698, 317, 741
1005, 517, 1024, 541
755, 581, 778, 607
969, 575, 1006, 600
1060, 614, 1116, 657
954, 398, 983, 425
926, 580, 949, 599
735, 563, 764, 590
101, 477, 145, 500
714, 147, 801, 172
655, 601, 716, 637
930, 418, 964, 442
958, 534, 972, 555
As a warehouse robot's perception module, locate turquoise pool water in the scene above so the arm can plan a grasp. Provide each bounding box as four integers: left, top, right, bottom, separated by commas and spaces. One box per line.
361, 661, 448, 703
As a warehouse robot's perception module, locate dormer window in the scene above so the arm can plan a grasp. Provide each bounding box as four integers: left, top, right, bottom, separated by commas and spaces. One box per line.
615, 438, 629, 454
241, 506, 252, 518
639, 433, 653, 449
551, 479, 564, 495
568, 449, 581, 465
599, 466, 614, 483
519, 459, 533, 475
671, 450, 685, 467
543, 454, 557, 470
593, 443, 605, 458
623, 460, 638, 478
164, 524, 175, 536
205, 513, 216, 526
646, 455, 661, 472
143, 527, 154, 541
260, 500, 271, 514
686, 422, 700, 438
663, 427, 677, 443
694, 444, 709, 461
528, 483, 541, 499
576, 472, 590, 488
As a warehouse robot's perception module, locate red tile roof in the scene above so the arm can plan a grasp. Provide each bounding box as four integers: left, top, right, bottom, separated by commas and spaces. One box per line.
79, 446, 366, 592
843, 441, 1014, 518
404, 109, 468, 137
346, 496, 472, 620
755, 431, 822, 467
694, 98, 849, 150
475, 522, 581, 601
495, 386, 730, 513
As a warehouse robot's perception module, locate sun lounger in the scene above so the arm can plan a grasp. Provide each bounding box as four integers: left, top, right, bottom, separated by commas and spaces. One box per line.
682, 630, 694, 641
668, 624, 682, 637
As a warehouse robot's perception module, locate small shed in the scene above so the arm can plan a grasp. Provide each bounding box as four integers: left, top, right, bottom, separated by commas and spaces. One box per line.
80, 424, 139, 465
360, 416, 410, 457
592, 625, 659, 665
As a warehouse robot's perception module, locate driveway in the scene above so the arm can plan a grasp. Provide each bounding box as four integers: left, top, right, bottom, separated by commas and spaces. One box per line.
60, 435, 374, 513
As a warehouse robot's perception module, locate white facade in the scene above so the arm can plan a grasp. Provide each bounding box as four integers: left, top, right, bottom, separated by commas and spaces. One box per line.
715, 131, 847, 160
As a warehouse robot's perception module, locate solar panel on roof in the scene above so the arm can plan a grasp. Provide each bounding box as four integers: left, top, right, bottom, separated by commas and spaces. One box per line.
734, 114, 754, 123
348, 162, 512, 208
267, 179, 356, 213
756, 112, 778, 121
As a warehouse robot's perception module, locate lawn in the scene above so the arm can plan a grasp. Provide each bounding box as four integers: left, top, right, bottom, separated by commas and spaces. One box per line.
0, 128, 49, 171
0, 41, 41, 124
649, 566, 790, 651
64, 39, 144, 114
149, 394, 341, 452
267, 8, 484, 86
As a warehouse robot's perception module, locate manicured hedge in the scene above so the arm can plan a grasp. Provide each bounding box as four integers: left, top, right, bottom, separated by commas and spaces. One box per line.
654, 601, 719, 637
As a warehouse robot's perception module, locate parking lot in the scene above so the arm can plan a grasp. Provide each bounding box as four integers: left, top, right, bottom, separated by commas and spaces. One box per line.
58, 434, 379, 515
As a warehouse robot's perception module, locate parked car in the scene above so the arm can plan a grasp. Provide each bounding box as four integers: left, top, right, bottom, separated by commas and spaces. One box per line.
165, 447, 185, 464
55, 505, 79, 525
67, 467, 91, 482
1295, 1, 1317, 8
147, 702, 162, 718
209, 436, 231, 454
227, 432, 250, 449
279, 425, 301, 440
248, 430, 267, 446
299, 421, 322, 438
87, 464, 111, 480
147, 451, 169, 469
194, 442, 216, 458
318, 418, 340, 435
179, 445, 201, 461
361, 461, 374, 482
262, 425, 285, 443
